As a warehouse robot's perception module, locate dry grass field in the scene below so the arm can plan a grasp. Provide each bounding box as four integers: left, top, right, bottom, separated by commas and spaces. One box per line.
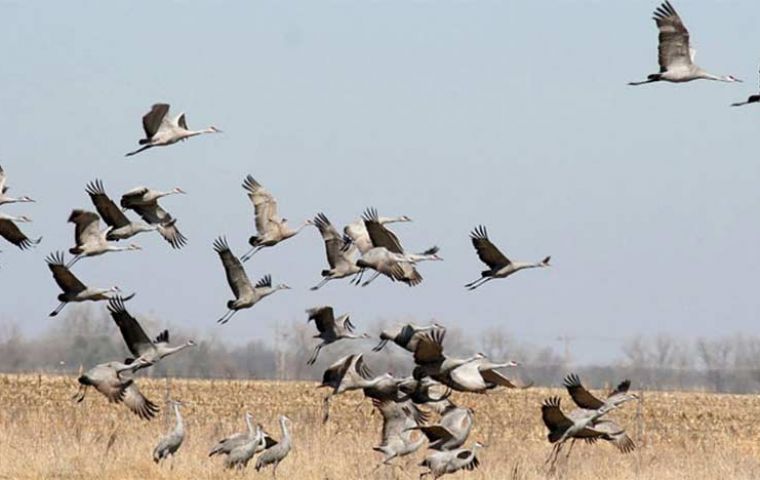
1, 374, 760, 479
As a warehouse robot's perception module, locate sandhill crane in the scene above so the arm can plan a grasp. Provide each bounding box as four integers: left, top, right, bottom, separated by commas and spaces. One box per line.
373, 323, 446, 353
541, 396, 637, 469
209, 412, 257, 457
0, 165, 35, 205
213, 237, 290, 324
563, 374, 633, 412
419, 442, 485, 479
240, 175, 311, 262
319, 353, 391, 422
73, 358, 158, 420
0, 213, 40, 250
411, 328, 484, 381
125, 103, 220, 157
397, 377, 453, 405
85, 180, 156, 241
309, 213, 360, 290
46, 252, 134, 317
344, 213, 412, 254
67, 209, 142, 267
372, 399, 428, 467
629, 1, 741, 86
465, 225, 549, 290
224, 425, 265, 470
353, 208, 440, 287
153, 399, 186, 464
732, 67, 760, 106
305, 305, 369, 365
441, 355, 529, 393
255, 415, 293, 477
107, 297, 195, 369
407, 399, 473, 451
119, 186, 187, 248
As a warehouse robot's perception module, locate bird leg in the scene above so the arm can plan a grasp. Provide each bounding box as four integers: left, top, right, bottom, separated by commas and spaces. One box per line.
71, 385, 87, 403
307, 344, 323, 365
322, 395, 332, 424
466, 277, 492, 291
125, 145, 153, 157
309, 277, 331, 291
217, 309, 237, 325
240, 246, 263, 263
49, 302, 68, 317
564, 439, 576, 460
361, 271, 381, 287
371, 339, 388, 352
350, 268, 365, 285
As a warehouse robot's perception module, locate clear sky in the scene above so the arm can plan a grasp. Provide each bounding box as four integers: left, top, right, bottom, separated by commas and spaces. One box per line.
2, 1, 760, 364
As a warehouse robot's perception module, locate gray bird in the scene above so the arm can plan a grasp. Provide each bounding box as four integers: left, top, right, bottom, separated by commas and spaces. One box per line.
209, 412, 256, 458
153, 399, 186, 464
373, 399, 428, 467
125, 103, 220, 157
255, 415, 293, 477
309, 213, 360, 290
411, 329, 484, 381
407, 399, 473, 451
305, 305, 369, 365
419, 442, 485, 479
85, 180, 157, 242
0, 213, 40, 250
372, 322, 446, 354
0, 164, 35, 205
119, 185, 188, 248
224, 424, 264, 470
73, 358, 157, 420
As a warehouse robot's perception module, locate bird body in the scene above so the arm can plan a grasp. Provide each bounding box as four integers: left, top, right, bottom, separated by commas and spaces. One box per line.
255, 416, 292, 476
629, 1, 741, 86
419, 442, 484, 479
309, 213, 360, 290
372, 399, 427, 466
409, 401, 473, 451
209, 412, 255, 457
442, 357, 525, 393
306, 305, 368, 365
224, 424, 264, 470
73, 359, 158, 420
411, 328, 482, 380
153, 400, 186, 463
373, 323, 446, 353
119, 186, 187, 248
85, 180, 156, 242
344, 213, 412, 255
125, 103, 220, 156
67, 209, 142, 267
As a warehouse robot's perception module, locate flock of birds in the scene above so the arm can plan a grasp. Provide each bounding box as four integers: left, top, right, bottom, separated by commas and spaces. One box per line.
0, 1, 757, 476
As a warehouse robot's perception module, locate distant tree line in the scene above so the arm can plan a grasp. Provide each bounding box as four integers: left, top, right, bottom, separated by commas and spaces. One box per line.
2, 307, 760, 394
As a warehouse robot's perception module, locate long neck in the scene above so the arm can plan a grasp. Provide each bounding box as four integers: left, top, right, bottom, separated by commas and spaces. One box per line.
245, 415, 254, 434
173, 404, 183, 430
378, 216, 407, 224
160, 342, 192, 357
279, 419, 291, 446
699, 70, 729, 82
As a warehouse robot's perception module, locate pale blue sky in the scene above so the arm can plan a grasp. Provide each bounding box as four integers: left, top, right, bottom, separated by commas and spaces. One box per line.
2, 1, 760, 364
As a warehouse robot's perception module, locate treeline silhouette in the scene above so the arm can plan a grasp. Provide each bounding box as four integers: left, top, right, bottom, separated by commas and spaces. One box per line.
2, 306, 760, 394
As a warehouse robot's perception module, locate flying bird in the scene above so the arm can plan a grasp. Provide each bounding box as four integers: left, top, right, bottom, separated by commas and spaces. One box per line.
120, 186, 188, 248
419, 442, 485, 479
73, 358, 158, 420
213, 237, 290, 324
46, 251, 134, 317
629, 1, 741, 86
85, 180, 156, 241
305, 305, 369, 365
125, 103, 220, 156
240, 175, 311, 262
0, 213, 40, 250
732, 67, 760, 106
67, 209, 142, 267
465, 225, 549, 290
309, 213, 360, 290
372, 399, 428, 467
0, 165, 35, 205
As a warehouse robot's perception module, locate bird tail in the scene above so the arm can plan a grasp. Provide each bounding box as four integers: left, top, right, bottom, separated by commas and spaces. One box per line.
139, 138, 150, 145
481, 270, 492, 277
248, 236, 259, 246
321, 269, 331, 277
541, 256, 551, 266
69, 247, 82, 255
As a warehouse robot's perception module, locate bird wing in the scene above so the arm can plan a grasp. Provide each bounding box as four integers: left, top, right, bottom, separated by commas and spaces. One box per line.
608, 379, 631, 398
85, 180, 130, 228
242, 176, 280, 235
541, 397, 573, 432
0, 218, 39, 250
153, 330, 169, 346
46, 252, 86, 293
0, 165, 6, 194
413, 328, 445, 365
373, 398, 409, 443
353, 354, 373, 379
653, 1, 692, 71
415, 424, 454, 443
119, 187, 149, 209
255, 274, 272, 289
406, 324, 447, 353
142, 103, 170, 139
479, 368, 523, 389
313, 213, 349, 269
321, 355, 353, 388
213, 237, 254, 299
563, 373, 604, 410
177, 113, 188, 130
592, 420, 636, 453
121, 381, 159, 420
107, 297, 154, 357
131, 202, 172, 225
307, 306, 336, 334
157, 219, 188, 249
68, 210, 102, 245
363, 208, 403, 253
448, 362, 486, 391
469, 225, 510, 269
89, 366, 130, 403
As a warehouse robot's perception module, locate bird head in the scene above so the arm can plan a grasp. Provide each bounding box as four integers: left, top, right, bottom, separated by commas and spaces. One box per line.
208, 126, 222, 133
399, 215, 413, 222
186, 339, 196, 347
19, 196, 35, 203
172, 187, 187, 195
128, 244, 142, 251
16, 215, 32, 223
506, 360, 520, 367
277, 283, 292, 291
724, 75, 742, 83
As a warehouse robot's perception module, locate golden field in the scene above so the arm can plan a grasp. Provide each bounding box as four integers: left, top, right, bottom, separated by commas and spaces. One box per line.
1, 374, 759, 479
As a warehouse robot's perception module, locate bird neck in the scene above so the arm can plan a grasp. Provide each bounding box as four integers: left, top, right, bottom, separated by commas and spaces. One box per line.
280, 419, 291, 444
174, 404, 183, 428
245, 415, 254, 434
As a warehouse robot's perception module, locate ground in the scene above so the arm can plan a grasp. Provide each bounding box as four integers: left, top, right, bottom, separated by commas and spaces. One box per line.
0, 374, 759, 479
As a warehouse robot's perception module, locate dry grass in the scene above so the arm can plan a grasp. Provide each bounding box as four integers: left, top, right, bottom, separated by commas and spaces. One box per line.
0, 374, 759, 479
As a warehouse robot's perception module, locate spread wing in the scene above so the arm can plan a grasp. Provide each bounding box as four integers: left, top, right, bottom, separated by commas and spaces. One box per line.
120, 187, 149, 209
469, 225, 510, 270
0, 165, 6, 194
130, 202, 172, 225
86, 180, 130, 228
177, 113, 188, 130
242, 176, 280, 235
313, 213, 352, 269
653, 1, 691, 71
563, 373, 604, 410
592, 420, 636, 453
0, 218, 40, 250
306, 306, 336, 334
213, 237, 253, 299
157, 219, 188, 249
142, 103, 170, 139
46, 252, 86, 293
541, 397, 573, 433
363, 208, 403, 253
107, 296, 154, 357
122, 381, 159, 420
68, 210, 102, 245
413, 328, 445, 365
480, 368, 524, 388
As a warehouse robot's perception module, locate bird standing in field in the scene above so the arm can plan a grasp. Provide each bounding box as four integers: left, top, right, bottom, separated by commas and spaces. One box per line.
224, 424, 265, 470
119, 186, 188, 248
0, 165, 35, 205
309, 213, 360, 290
629, 1, 741, 86
732, 67, 760, 106
213, 236, 290, 324
73, 358, 158, 420
46, 251, 134, 316
465, 225, 549, 290
0, 213, 40, 250
125, 103, 220, 157
153, 399, 186, 465
305, 305, 369, 365
255, 415, 293, 477
107, 297, 195, 370
209, 412, 256, 457
240, 175, 312, 262
67, 209, 142, 267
